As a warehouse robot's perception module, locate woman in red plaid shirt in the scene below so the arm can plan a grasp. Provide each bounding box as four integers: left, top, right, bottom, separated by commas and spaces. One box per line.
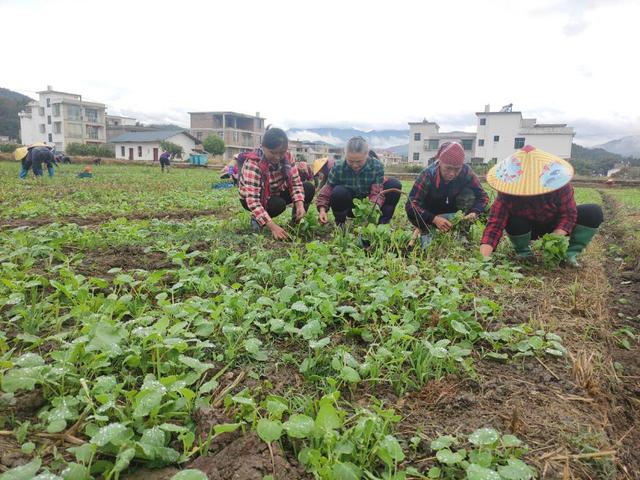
238, 128, 315, 240
480, 145, 603, 267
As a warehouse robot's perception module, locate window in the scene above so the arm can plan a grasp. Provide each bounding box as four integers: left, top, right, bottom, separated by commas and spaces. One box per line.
52, 104, 60, 116
479, 118, 486, 125
48, 134, 52, 142
413, 152, 420, 161
138, 146, 142, 157
478, 139, 484, 147
67, 105, 81, 121
196, 132, 202, 140
427, 139, 439, 150
86, 125, 99, 140
67, 123, 82, 138
46, 98, 50, 107
414, 132, 421, 141
493, 135, 500, 142
39, 124, 46, 133
121, 146, 125, 157
491, 157, 497, 162
85, 108, 98, 123
461, 139, 473, 151
39, 107, 45, 116
53, 122, 61, 134
47, 115, 51, 125
514, 137, 525, 149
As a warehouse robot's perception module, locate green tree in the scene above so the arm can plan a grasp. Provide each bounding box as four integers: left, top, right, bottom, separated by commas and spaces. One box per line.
66, 143, 115, 157
159, 140, 183, 157
202, 134, 225, 156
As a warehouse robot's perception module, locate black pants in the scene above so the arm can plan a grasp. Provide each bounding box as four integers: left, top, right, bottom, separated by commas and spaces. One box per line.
330, 177, 402, 224
505, 204, 603, 237
241, 181, 316, 219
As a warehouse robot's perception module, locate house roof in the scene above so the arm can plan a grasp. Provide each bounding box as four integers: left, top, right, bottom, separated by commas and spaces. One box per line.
109, 130, 197, 143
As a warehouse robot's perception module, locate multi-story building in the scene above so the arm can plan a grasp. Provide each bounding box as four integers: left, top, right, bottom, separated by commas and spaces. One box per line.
408, 105, 575, 165
376, 150, 405, 165
474, 104, 574, 163
18, 86, 106, 151
189, 111, 265, 160
289, 140, 332, 163
408, 120, 476, 165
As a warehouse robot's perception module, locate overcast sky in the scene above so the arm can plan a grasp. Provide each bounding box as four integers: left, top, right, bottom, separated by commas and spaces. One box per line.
1, 0, 638, 145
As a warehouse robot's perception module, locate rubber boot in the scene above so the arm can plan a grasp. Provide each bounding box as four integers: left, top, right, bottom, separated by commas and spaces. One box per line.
250, 217, 261, 234
566, 224, 598, 267
508, 232, 533, 258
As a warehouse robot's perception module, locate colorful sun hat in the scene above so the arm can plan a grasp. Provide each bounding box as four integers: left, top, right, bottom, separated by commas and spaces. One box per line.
14, 146, 28, 161
487, 145, 574, 196
312, 157, 329, 175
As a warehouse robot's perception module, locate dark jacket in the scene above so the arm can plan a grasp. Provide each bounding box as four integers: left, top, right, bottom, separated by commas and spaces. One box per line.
405, 163, 488, 223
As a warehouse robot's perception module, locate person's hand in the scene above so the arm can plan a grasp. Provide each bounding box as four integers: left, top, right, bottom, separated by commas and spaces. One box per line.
433, 216, 453, 232
552, 229, 568, 236
318, 208, 328, 225
267, 221, 290, 241
294, 202, 306, 223
479, 244, 494, 258
463, 212, 478, 221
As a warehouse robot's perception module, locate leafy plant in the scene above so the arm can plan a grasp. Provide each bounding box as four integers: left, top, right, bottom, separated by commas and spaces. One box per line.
533, 233, 569, 268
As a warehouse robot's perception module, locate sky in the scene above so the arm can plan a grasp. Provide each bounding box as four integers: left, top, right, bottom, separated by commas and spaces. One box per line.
1, 0, 639, 146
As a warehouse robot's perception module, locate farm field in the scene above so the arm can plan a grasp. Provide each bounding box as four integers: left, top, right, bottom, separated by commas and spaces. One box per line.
0, 162, 638, 480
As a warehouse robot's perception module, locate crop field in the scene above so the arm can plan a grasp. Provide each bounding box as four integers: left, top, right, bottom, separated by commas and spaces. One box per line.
0, 162, 638, 480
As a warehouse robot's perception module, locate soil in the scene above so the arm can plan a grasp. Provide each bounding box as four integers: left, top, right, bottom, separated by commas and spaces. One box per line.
66, 245, 174, 277
189, 405, 308, 480
0, 208, 223, 230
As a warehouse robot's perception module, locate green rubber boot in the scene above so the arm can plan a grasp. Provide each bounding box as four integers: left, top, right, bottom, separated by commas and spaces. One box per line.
566, 224, 598, 267
508, 232, 533, 258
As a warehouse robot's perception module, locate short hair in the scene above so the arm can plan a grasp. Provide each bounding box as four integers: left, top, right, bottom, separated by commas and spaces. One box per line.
345, 136, 369, 154
262, 126, 288, 150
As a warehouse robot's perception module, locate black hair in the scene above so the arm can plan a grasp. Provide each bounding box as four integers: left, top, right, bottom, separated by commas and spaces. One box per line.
262, 126, 288, 150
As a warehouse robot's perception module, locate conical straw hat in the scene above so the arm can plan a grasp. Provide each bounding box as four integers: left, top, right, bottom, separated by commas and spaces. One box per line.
14, 147, 28, 161
487, 145, 574, 196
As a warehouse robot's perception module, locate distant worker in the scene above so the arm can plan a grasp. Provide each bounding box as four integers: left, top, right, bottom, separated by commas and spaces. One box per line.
313, 157, 335, 189
238, 127, 316, 240
78, 166, 93, 178
480, 145, 603, 267
18, 143, 55, 179
220, 157, 239, 185
405, 142, 488, 248
316, 137, 402, 227
159, 150, 171, 173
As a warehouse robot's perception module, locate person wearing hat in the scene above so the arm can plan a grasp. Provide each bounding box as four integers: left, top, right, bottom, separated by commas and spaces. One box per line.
313, 157, 335, 189
480, 145, 603, 267
238, 127, 315, 240
296, 160, 314, 184
316, 137, 402, 227
405, 141, 489, 248
15, 146, 30, 179
19, 143, 54, 179
78, 166, 93, 178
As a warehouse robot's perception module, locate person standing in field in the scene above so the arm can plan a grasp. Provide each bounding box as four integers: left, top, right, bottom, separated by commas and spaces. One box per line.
316, 137, 402, 227
238, 127, 316, 240
405, 141, 488, 248
479, 145, 603, 267
159, 150, 171, 173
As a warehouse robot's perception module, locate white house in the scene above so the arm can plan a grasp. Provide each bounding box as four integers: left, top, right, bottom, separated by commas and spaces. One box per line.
19, 86, 107, 151
110, 130, 199, 161
408, 120, 476, 165
408, 105, 575, 166
474, 105, 574, 163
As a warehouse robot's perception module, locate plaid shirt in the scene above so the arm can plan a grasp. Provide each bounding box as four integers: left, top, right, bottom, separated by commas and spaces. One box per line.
406, 163, 488, 224
316, 156, 385, 210
297, 162, 314, 182
481, 184, 577, 249
239, 150, 304, 226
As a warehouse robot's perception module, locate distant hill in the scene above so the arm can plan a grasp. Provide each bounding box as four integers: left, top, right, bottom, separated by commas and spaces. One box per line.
286, 127, 409, 149
387, 144, 409, 156
0, 87, 33, 140
143, 123, 184, 131
595, 135, 640, 158
570, 143, 638, 175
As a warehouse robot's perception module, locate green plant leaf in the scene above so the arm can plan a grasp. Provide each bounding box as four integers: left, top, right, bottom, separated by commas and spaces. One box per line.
466, 463, 501, 480
469, 428, 499, 447
377, 435, 405, 466
170, 469, 208, 480
435, 448, 464, 465
430, 435, 457, 451
497, 459, 535, 479
283, 414, 314, 439
90, 423, 130, 447
315, 399, 341, 433
256, 419, 282, 443
331, 462, 362, 480
340, 366, 361, 383
0, 458, 41, 480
